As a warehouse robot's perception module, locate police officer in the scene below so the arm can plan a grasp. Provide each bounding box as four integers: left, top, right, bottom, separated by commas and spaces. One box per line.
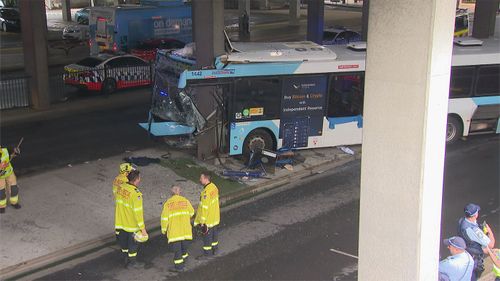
115, 170, 148, 269
194, 173, 220, 257
457, 203, 496, 280
161, 185, 194, 272
0, 145, 21, 214
439, 236, 474, 281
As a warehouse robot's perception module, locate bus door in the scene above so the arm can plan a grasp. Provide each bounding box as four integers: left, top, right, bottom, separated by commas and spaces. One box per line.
323, 73, 364, 146
280, 75, 328, 149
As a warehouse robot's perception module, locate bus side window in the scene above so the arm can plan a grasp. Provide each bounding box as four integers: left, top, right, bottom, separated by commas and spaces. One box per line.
232, 78, 281, 121
449, 66, 474, 98
475, 65, 500, 97
327, 74, 364, 118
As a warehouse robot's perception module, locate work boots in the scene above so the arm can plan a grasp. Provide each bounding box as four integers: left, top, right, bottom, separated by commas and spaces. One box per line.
12, 203, 21, 209
0, 208, 4, 214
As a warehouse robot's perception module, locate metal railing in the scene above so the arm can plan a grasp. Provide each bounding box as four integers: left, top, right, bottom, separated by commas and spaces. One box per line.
0, 75, 31, 110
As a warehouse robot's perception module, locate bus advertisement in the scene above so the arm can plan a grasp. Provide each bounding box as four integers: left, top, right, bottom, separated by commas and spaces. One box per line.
141, 38, 500, 156
89, 1, 192, 55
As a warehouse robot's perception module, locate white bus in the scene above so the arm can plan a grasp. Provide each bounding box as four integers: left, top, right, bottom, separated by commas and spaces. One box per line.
145, 38, 500, 156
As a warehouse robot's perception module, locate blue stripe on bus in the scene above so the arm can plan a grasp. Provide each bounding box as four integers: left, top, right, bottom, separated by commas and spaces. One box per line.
229, 120, 279, 156
179, 62, 302, 88
327, 115, 363, 129
471, 96, 500, 106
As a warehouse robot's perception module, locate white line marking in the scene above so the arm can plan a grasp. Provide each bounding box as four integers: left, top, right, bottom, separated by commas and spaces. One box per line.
329, 248, 358, 259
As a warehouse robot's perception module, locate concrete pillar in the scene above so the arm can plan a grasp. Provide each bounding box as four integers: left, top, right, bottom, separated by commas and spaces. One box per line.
62, 0, 72, 22
192, 0, 225, 160
113, 0, 120, 6
289, 0, 300, 26
361, 0, 369, 41
19, 0, 50, 110
472, 0, 499, 38
238, 0, 250, 40
358, 0, 456, 280
306, 0, 324, 44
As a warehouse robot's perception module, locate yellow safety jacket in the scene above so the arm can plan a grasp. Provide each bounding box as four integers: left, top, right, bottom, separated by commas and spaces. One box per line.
194, 182, 220, 228
112, 173, 128, 198
161, 195, 194, 243
115, 182, 145, 233
0, 148, 14, 180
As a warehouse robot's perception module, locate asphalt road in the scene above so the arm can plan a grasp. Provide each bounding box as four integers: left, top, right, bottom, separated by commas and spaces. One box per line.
0, 93, 155, 176
31, 134, 499, 280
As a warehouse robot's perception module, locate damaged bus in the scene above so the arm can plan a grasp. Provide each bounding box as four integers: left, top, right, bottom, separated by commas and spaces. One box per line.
141, 38, 500, 156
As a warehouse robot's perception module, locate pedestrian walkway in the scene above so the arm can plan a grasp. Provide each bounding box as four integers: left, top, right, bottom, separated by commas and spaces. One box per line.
0, 143, 359, 278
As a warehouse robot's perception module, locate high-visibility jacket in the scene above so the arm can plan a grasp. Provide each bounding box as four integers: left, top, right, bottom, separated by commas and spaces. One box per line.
161, 195, 194, 243
0, 148, 14, 180
194, 182, 220, 228
115, 182, 145, 233
112, 173, 128, 198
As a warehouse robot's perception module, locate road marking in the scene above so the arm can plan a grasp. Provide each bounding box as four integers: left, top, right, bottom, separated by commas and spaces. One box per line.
329, 248, 358, 259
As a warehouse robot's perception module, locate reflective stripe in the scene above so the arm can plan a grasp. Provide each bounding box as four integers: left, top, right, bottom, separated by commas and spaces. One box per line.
138, 222, 144, 227
168, 211, 191, 218
182, 253, 189, 259
121, 249, 129, 253
211, 241, 219, 246
168, 236, 193, 243
206, 222, 220, 227
174, 259, 184, 264
203, 246, 212, 250
202, 205, 209, 209
9, 195, 18, 204
115, 230, 120, 235
134, 207, 143, 212
115, 225, 140, 232
128, 252, 137, 257
161, 217, 169, 221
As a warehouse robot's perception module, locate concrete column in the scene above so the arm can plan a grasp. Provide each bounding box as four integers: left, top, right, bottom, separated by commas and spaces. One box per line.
113, 0, 120, 6
62, 0, 72, 22
19, 0, 50, 110
306, 0, 324, 44
361, 0, 369, 41
289, 0, 300, 26
192, 0, 225, 160
472, 0, 499, 38
358, 0, 456, 280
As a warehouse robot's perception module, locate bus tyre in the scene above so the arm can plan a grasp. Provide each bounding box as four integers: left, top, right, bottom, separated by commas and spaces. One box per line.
102, 78, 116, 95
446, 116, 462, 144
243, 129, 273, 157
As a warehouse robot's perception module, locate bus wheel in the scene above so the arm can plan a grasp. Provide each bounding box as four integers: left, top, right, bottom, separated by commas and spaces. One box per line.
446, 116, 463, 144
101, 78, 116, 95
243, 129, 273, 156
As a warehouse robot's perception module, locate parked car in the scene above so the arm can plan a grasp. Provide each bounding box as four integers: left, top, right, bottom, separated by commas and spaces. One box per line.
323, 27, 361, 45
130, 38, 186, 61
74, 7, 90, 25
0, 7, 20, 32
62, 24, 89, 40
64, 54, 151, 94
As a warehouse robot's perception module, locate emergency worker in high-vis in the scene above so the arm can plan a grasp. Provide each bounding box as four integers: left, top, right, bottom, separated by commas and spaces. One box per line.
113, 163, 135, 199
115, 170, 148, 268
194, 173, 220, 256
0, 145, 21, 213
161, 185, 194, 272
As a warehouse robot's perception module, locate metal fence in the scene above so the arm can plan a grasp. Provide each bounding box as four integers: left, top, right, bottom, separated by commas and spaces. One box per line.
0, 75, 31, 110
0, 64, 153, 110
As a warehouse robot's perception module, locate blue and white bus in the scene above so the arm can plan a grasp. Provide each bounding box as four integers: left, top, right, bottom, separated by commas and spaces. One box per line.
144, 38, 500, 156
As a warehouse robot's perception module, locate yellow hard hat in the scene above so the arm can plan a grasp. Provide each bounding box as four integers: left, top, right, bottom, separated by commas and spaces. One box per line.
119, 163, 135, 174
134, 231, 149, 243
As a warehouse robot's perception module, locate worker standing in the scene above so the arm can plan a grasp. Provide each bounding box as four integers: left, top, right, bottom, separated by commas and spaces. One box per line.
194, 173, 220, 257
115, 170, 148, 268
0, 145, 21, 214
161, 185, 194, 272
113, 163, 135, 199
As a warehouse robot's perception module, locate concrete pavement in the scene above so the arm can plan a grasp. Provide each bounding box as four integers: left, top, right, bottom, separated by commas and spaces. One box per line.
0, 139, 360, 279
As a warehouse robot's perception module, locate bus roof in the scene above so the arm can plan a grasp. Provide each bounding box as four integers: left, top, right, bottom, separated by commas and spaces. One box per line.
177, 37, 500, 88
